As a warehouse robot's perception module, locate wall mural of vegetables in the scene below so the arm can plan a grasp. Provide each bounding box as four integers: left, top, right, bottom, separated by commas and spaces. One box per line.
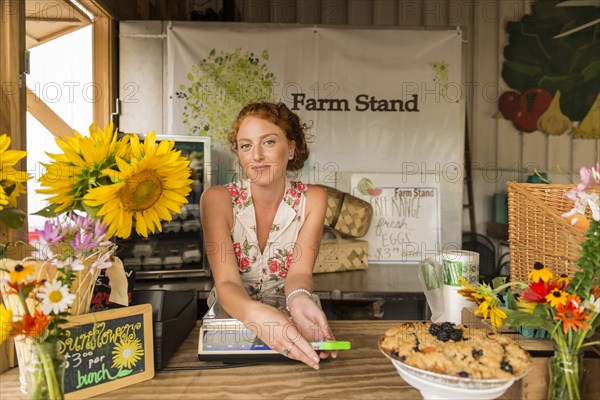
498, 0, 600, 138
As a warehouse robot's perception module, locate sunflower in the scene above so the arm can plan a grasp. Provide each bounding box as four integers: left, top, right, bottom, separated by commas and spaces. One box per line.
528, 262, 553, 283
112, 338, 143, 369
473, 295, 507, 328
0, 134, 30, 211
83, 132, 192, 238
37, 123, 127, 213
458, 276, 478, 301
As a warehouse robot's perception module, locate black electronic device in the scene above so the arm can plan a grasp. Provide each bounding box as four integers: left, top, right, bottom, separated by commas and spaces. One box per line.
132, 289, 197, 370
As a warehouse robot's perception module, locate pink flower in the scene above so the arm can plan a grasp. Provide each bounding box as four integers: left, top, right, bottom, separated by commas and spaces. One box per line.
289, 188, 297, 198
292, 199, 299, 207
240, 190, 249, 201
296, 182, 307, 192
278, 269, 288, 278
239, 257, 250, 272
233, 242, 242, 258
227, 185, 239, 197
284, 252, 293, 269
269, 259, 280, 273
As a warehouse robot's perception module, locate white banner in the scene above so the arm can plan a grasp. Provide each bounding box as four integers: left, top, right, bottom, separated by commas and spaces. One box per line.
167, 22, 463, 249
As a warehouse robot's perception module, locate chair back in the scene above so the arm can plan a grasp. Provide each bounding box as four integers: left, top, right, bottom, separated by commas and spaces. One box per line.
461, 232, 496, 284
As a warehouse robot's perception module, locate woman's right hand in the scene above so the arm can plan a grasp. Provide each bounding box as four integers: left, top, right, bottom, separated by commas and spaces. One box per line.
244, 302, 321, 370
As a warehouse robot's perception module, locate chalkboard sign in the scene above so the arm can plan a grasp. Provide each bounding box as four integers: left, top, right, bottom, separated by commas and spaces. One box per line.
351, 173, 441, 263
59, 304, 154, 399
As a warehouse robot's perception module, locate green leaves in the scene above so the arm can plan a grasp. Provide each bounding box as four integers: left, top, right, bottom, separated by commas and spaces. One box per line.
0, 208, 27, 229
507, 307, 556, 333
177, 48, 277, 143
501, 0, 600, 121
32, 204, 61, 218
570, 220, 600, 299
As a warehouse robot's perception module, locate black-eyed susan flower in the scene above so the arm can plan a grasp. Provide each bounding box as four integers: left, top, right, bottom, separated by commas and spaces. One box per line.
546, 289, 568, 308
83, 132, 192, 238
528, 262, 553, 283
8, 263, 34, 284
556, 274, 571, 287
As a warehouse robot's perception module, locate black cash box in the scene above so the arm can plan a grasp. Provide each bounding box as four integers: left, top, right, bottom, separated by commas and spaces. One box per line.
132, 289, 197, 370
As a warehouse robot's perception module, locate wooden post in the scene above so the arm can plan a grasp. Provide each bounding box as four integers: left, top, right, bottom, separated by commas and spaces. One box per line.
0, 0, 28, 245
0, 0, 26, 371
91, 9, 117, 128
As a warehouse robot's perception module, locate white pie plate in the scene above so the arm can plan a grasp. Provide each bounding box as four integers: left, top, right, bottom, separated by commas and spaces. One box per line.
379, 338, 530, 400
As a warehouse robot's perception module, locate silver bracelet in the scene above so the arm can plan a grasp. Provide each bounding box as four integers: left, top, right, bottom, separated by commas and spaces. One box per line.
286, 288, 312, 311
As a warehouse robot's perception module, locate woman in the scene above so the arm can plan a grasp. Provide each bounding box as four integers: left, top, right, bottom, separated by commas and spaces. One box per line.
200, 102, 336, 370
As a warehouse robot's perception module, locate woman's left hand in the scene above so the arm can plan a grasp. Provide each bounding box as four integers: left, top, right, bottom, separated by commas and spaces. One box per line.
288, 295, 338, 360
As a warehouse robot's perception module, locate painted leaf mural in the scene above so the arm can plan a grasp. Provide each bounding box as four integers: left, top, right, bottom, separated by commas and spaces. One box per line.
176, 48, 277, 145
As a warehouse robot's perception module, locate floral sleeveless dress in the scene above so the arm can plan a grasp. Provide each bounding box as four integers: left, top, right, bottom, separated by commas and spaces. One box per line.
218, 179, 308, 309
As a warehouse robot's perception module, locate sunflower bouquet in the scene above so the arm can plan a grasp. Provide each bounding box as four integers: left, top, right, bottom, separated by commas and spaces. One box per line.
1, 124, 192, 398
37, 124, 193, 239
460, 163, 600, 400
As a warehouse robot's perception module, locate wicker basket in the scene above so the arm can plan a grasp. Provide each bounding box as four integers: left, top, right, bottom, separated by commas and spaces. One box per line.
314, 230, 368, 274
317, 185, 373, 238
507, 182, 594, 282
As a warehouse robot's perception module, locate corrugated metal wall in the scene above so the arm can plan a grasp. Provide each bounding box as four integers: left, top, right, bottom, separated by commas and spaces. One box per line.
211, 0, 600, 233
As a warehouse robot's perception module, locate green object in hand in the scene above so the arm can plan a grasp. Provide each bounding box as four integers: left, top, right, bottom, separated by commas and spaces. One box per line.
310, 341, 351, 350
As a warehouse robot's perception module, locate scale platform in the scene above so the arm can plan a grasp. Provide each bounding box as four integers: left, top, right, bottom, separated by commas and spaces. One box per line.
198, 300, 286, 362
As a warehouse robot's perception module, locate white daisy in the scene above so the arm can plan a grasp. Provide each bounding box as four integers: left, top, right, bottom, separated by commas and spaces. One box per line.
38, 279, 76, 315
582, 294, 600, 313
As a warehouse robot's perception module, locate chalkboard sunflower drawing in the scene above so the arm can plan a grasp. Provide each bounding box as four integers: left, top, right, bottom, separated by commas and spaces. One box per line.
176, 48, 277, 145
112, 338, 144, 370
499, 0, 600, 138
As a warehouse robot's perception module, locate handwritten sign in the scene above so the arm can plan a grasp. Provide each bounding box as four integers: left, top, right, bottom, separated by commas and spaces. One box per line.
60, 304, 154, 399
351, 173, 441, 263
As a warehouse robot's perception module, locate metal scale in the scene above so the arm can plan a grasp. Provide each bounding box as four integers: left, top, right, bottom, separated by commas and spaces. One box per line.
198, 296, 349, 362
197, 299, 285, 362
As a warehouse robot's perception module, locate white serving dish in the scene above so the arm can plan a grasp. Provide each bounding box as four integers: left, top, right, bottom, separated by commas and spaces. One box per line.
379, 338, 530, 400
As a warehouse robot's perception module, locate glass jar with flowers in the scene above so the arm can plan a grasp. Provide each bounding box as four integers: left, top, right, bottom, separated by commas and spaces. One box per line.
459, 164, 600, 400
2, 124, 193, 399
0, 214, 116, 399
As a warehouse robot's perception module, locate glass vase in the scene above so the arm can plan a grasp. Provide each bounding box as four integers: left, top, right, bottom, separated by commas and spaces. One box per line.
25, 341, 66, 400
548, 346, 585, 400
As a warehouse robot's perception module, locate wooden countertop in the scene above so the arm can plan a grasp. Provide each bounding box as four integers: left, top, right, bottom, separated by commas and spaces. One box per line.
0, 320, 526, 399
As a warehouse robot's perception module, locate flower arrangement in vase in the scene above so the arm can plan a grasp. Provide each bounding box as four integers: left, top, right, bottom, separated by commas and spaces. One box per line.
1, 124, 193, 399
459, 163, 600, 400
